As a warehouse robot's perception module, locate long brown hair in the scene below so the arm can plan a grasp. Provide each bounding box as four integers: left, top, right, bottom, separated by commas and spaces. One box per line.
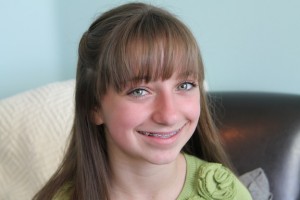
33, 2, 232, 200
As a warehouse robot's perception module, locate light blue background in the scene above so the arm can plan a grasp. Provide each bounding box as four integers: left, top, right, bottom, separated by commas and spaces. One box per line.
1, 0, 299, 99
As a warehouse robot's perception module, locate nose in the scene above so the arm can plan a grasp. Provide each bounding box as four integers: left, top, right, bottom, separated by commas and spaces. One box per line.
151, 92, 179, 125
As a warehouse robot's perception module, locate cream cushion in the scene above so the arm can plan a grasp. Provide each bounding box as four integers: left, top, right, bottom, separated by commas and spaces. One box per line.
0, 80, 75, 200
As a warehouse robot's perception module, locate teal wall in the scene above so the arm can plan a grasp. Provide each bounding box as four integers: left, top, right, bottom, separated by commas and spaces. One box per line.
1, 0, 299, 99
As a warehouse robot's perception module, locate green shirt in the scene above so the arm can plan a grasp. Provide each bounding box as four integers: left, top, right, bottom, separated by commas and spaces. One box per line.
177, 153, 252, 200
54, 153, 253, 200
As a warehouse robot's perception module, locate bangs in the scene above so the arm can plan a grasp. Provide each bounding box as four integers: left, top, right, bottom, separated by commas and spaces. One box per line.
99, 8, 203, 93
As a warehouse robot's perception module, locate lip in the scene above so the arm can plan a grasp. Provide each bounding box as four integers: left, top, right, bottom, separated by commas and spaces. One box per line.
137, 123, 186, 139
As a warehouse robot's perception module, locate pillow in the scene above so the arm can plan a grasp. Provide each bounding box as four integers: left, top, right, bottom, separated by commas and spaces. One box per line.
0, 80, 75, 200
239, 168, 273, 200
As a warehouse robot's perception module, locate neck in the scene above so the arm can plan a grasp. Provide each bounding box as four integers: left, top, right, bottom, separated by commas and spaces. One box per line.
108, 153, 186, 200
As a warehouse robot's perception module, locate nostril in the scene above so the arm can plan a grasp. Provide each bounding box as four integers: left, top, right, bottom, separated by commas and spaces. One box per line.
152, 105, 179, 125
151, 91, 179, 125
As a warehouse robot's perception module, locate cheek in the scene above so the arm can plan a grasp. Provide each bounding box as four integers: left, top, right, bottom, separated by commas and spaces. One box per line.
181, 95, 201, 122
102, 102, 148, 134
190, 104, 201, 124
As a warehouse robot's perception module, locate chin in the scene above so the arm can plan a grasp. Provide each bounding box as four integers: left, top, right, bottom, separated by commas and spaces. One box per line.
147, 150, 182, 165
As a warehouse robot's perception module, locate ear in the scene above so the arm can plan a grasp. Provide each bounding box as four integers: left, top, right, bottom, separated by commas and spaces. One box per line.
91, 107, 104, 125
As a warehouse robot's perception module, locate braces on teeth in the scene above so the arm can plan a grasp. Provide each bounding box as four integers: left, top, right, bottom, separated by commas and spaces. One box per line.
140, 131, 178, 138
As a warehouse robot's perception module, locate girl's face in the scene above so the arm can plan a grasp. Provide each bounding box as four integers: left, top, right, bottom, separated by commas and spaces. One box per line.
95, 73, 201, 165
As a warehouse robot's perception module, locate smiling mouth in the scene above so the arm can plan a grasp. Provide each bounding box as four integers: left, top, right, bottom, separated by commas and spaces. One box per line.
137, 125, 185, 139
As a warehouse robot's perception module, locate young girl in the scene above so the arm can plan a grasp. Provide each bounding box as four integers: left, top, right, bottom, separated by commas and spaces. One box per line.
34, 2, 252, 200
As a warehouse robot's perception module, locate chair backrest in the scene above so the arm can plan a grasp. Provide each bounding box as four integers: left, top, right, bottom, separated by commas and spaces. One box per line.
210, 92, 300, 200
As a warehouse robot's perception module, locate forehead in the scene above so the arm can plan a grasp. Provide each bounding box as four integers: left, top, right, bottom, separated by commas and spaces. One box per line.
123, 37, 199, 79
98, 8, 203, 93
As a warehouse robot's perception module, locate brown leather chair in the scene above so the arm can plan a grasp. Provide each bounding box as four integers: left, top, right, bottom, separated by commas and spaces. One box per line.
210, 92, 300, 200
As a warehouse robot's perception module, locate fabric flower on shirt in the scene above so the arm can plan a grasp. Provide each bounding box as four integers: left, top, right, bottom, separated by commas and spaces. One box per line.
195, 163, 237, 200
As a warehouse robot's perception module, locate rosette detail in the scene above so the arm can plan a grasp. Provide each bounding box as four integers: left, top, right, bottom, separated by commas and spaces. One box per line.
195, 163, 237, 200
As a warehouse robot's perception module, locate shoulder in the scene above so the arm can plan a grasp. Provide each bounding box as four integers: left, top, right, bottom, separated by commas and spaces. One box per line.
53, 183, 73, 200
177, 153, 253, 200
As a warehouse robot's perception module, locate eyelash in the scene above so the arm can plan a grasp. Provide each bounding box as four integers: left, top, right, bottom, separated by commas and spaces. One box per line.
127, 88, 149, 98
126, 81, 197, 98
177, 81, 197, 91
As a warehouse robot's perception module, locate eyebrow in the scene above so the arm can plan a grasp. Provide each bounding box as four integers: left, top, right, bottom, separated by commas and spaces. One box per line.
175, 70, 198, 80
126, 76, 149, 84
127, 72, 197, 84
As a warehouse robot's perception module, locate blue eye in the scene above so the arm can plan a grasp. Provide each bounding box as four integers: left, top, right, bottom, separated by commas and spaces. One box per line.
178, 82, 196, 91
128, 88, 149, 97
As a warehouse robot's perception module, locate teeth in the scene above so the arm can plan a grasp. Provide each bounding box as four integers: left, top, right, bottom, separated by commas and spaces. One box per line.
140, 131, 178, 138
144, 132, 150, 136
